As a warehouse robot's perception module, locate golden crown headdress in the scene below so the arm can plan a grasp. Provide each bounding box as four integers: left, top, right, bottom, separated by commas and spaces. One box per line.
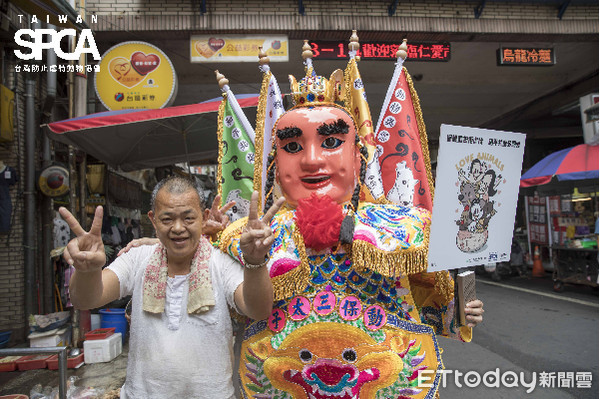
288, 40, 345, 107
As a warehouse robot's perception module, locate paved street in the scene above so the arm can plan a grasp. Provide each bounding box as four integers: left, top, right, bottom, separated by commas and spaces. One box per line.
439, 272, 598, 398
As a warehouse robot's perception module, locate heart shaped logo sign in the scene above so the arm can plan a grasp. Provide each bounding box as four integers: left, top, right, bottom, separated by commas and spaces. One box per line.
195, 41, 215, 58
208, 38, 225, 52
97, 41, 177, 110
130, 52, 160, 76
108, 57, 143, 88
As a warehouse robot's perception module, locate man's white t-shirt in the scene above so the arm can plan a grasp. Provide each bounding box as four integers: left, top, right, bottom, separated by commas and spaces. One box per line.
107, 244, 244, 399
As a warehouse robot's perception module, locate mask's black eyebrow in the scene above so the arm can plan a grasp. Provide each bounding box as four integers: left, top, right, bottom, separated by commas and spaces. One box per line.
317, 119, 350, 136
276, 126, 303, 140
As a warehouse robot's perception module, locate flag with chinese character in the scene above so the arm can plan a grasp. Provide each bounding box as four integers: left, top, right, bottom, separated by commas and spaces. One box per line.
344, 57, 385, 202
217, 91, 256, 222
374, 63, 434, 211
254, 66, 284, 212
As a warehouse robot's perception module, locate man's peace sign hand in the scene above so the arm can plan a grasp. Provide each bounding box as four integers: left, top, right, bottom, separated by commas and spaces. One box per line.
59, 206, 106, 272
240, 191, 285, 265
203, 194, 235, 237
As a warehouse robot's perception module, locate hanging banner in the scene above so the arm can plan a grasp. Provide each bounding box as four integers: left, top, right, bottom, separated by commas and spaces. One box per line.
191, 35, 288, 62
428, 124, 526, 272
94, 41, 178, 110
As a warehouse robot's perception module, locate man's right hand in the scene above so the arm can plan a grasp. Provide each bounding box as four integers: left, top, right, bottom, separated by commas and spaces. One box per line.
117, 237, 160, 257
60, 206, 106, 272
203, 194, 235, 238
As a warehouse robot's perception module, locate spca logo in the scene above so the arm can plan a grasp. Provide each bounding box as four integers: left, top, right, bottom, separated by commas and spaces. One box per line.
14, 15, 100, 61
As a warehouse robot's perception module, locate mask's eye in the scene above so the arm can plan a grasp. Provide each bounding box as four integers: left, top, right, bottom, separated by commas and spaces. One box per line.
299, 349, 313, 363
322, 137, 343, 149
342, 348, 357, 362
282, 142, 302, 153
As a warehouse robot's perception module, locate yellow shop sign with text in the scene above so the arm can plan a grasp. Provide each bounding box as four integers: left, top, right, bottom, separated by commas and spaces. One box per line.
191, 35, 288, 62
95, 41, 177, 110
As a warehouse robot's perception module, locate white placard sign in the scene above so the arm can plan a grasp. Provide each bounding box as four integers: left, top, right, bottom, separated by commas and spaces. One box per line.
428, 124, 526, 272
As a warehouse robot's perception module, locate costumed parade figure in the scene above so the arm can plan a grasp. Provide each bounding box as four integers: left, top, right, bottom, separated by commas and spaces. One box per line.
216, 32, 483, 399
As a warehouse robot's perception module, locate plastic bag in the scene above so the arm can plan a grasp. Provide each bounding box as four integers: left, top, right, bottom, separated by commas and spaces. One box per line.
29, 311, 71, 332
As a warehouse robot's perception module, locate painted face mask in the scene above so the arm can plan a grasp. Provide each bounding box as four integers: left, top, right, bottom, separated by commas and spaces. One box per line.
274, 106, 360, 207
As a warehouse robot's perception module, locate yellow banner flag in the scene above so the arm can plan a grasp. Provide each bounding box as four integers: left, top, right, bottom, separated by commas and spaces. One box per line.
344, 58, 385, 202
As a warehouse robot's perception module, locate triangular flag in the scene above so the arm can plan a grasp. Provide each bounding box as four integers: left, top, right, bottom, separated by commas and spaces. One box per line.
254, 65, 284, 213
375, 60, 434, 211
217, 90, 256, 222
344, 57, 385, 202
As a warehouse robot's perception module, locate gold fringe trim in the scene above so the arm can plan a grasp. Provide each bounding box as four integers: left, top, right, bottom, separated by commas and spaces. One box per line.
229, 307, 248, 325
404, 67, 435, 200
351, 238, 430, 277
343, 58, 355, 111
216, 94, 227, 202
434, 270, 454, 304
252, 71, 272, 215
342, 59, 362, 131
218, 216, 248, 255
271, 225, 311, 301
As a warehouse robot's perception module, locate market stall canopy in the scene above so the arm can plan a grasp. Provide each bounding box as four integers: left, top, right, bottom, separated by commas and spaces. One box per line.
46, 95, 259, 172
520, 143, 599, 196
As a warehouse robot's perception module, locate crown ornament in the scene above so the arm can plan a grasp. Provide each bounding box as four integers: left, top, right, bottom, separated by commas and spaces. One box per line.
288, 40, 345, 106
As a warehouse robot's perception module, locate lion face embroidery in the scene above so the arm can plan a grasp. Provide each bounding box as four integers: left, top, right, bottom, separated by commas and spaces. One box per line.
262, 322, 403, 399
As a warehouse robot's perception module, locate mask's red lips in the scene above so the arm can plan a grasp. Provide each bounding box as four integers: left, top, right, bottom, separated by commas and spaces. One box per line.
301, 175, 330, 186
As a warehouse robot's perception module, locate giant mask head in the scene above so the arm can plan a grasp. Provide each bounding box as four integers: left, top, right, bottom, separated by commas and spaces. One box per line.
274, 106, 362, 207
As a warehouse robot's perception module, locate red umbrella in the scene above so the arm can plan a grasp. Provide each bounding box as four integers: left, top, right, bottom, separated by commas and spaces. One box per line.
520, 144, 598, 195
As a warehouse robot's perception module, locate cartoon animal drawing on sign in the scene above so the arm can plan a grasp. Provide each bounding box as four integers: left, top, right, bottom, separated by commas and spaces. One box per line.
455, 158, 503, 253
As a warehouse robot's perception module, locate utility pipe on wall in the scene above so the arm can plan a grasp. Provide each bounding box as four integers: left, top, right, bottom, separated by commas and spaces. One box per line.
24, 72, 36, 319
41, 25, 58, 313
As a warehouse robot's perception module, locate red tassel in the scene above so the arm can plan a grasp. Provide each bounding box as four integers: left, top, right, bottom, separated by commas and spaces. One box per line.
295, 194, 344, 251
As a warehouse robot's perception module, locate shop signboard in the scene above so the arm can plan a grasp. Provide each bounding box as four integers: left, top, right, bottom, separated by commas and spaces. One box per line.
310, 41, 450, 61
94, 41, 178, 110
497, 46, 555, 66
191, 35, 288, 62
38, 165, 69, 197
428, 125, 526, 272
